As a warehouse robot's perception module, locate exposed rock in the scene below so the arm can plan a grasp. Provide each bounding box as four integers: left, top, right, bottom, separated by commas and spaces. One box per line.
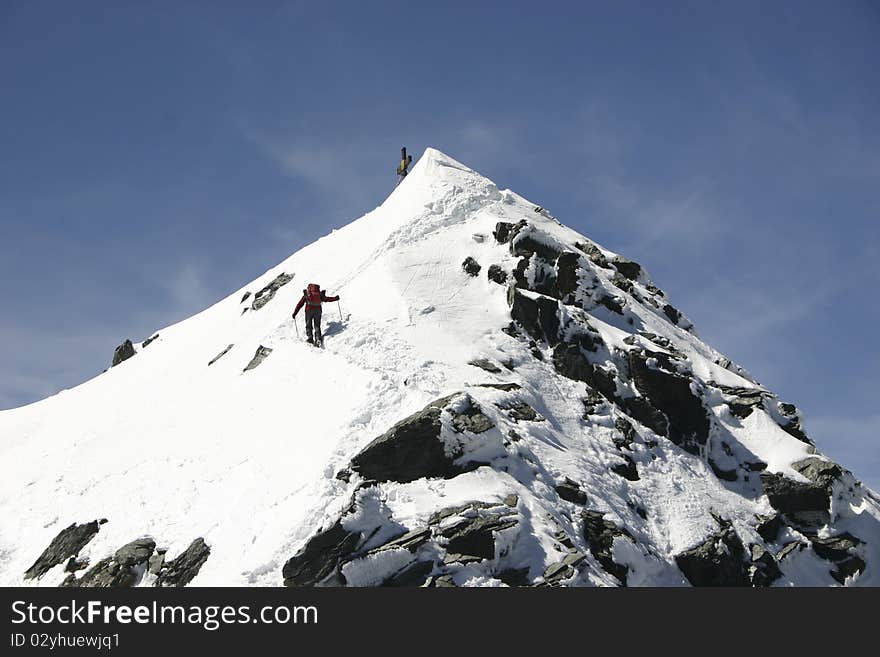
598, 294, 624, 315
497, 567, 531, 587
582, 510, 631, 585
25, 520, 101, 580
574, 241, 610, 268
780, 418, 814, 445
555, 479, 587, 505
793, 458, 842, 488
508, 287, 560, 346
65, 557, 88, 573
709, 458, 738, 482
674, 521, 750, 587
555, 251, 581, 300
243, 345, 273, 372
373, 527, 432, 553
542, 552, 586, 585
442, 516, 517, 561
66, 538, 156, 588
462, 256, 481, 277
830, 556, 867, 585
141, 334, 159, 348
240, 291, 251, 303
756, 515, 783, 542
663, 304, 682, 325
251, 272, 294, 311
283, 521, 359, 587
512, 256, 531, 289
349, 394, 485, 484
777, 541, 806, 561
749, 544, 782, 587
808, 533, 861, 562
582, 388, 606, 416
760, 472, 830, 515
476, 382, 522, 392
449, 398, 495, 435
427, 501, 499, 525
551, 343, 617, 400
610, 272, 633, 293
510, 228, 562, 261
611, 455, 640, 481
148, 551, 165, 576
728, 391, 765, 419
382, 560, 434, 587
627, 351, 710, 454
611, 258, 642, 281
114, 537, 156, 569
111, 340, 135, 367
468, 358, 501, 374
493, 220, 525, 244
613, 417, 636, 450
155, 538, 211, 587
208, 344, 234, 366
504, 494, 519, 507
487, 264, 507, 285
497, 400, 541, 422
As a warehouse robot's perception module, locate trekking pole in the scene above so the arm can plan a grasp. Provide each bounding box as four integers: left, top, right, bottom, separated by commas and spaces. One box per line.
293, 316, 300, 338
337, 300, 343, 321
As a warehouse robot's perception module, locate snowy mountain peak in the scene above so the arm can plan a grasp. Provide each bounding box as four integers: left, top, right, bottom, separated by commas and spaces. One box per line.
2, 149, 878, 588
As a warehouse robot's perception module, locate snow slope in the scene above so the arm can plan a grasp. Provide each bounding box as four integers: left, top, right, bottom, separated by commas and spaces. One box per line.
1, 148, 878, 587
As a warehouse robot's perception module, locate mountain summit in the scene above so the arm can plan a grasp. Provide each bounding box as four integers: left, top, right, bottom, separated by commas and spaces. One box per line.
2, 148, 878, 587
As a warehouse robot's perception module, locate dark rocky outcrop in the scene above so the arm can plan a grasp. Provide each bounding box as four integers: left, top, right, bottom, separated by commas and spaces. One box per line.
726, 389, 765, 419
476, 382, 522, 392
208, 344, 234, 366
382, 560, 434, 587
468, 358, 501, 374
441, 514, 517, 560
555, 479, 587, 505
141, 334, 159, 348
627, 352, 710, 454
674, 520, 750, 587
748, 544, 782, 587
582, 511, 631, 585
541, 552, 587, 585
462, 257, 481, 277
487, 264, 507, 285
760, 458, 842, 517
756, 515, 783, 542
598, 294, 624, 315
25, 520, 102, 580
349, 394, 488, 484
251, 272, 294, 311
240, 291, 251, 303
508, 287, 560, 346
510, 228, 562, 261
551, 343, 617, 401
555, 251, 581, 300
663, 304, 682, 325
805, 533, 865, 584
243, 345, 273, 372
64, 537, 156, 588
155, 538, 211, 587
574, 241, 610, 269
111, 340, 135, 367
611, 258, 642, 281
493, 220, 525, 244
497, 400, 540, 422
611, 455, 640, 481
282, 521, 360, 587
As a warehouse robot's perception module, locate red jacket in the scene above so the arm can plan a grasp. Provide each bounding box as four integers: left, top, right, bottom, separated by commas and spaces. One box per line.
293, 290, 339, 316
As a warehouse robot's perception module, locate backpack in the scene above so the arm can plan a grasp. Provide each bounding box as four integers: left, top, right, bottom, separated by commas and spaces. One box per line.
305, 283, 322, 307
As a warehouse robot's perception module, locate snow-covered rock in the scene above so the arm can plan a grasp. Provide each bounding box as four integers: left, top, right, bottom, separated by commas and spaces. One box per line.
2, 147, 878, 587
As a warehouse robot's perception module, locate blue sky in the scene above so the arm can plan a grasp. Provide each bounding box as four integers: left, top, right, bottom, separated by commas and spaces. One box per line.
1, 1, 878, 488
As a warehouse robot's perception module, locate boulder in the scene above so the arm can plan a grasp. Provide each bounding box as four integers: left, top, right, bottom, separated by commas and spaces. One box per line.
141, 334, 159, 348
251, 272, 294, 311
155, 538, 211, 587
243, 345, 273, 372
582, 511, 631, 585
493, 220, 525, 244
487, 264, 508, 285
748, 544, 782, 587
555, 479, 587, 505
462, 257, 481, 277
468, 358, 501, 374
611, 455, 640, 481
674, 521, 750, 587
611, 258, 642, 281
24, 520, 102, 580
349, 394, 483, 484
574, 241, 610, 269
441, 514, 517, 560
497, 400, 541, 423
65, 537, 156, 588
510, 228, 562, 261
111, 340, 135, 367
282, 521, 360, 587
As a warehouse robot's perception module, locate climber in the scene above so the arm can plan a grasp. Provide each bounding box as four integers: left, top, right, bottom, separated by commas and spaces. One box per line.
292, 283, 340, 347
396, 146, 413, 182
